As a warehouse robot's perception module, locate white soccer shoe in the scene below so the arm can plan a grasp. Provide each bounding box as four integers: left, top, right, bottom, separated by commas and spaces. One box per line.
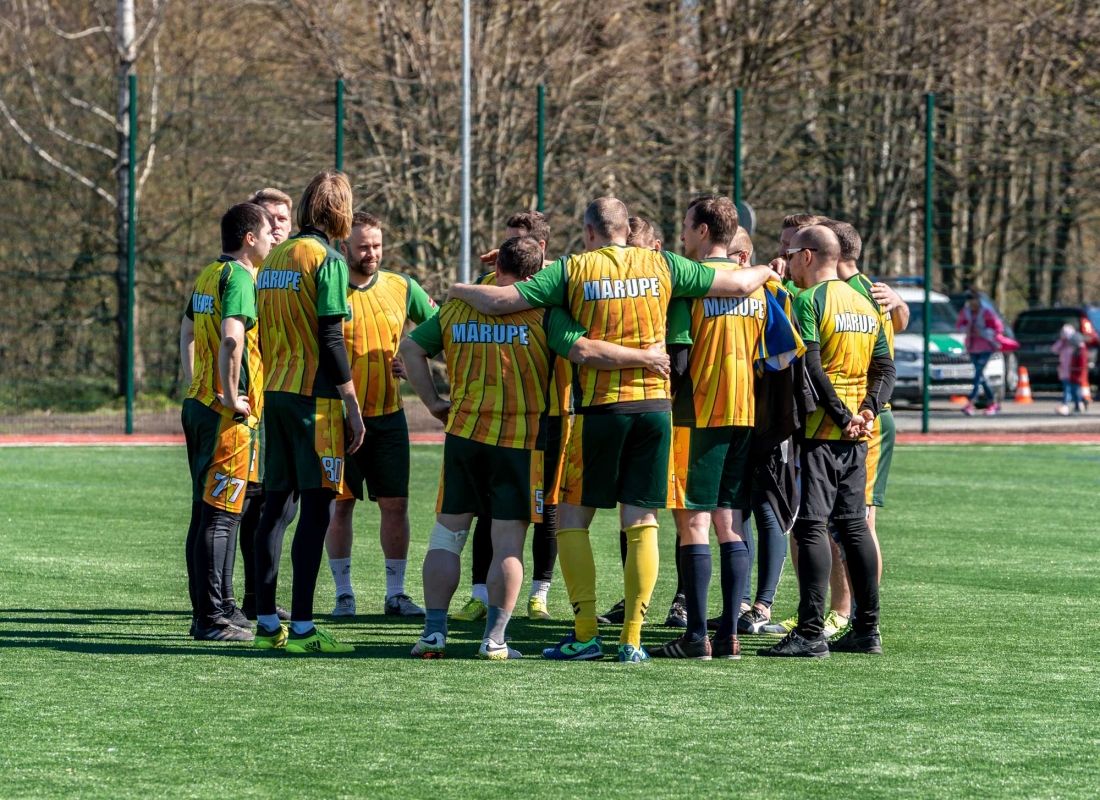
411, 632, 446, 659
331, 594, 356, 617
478, 638, 522, 660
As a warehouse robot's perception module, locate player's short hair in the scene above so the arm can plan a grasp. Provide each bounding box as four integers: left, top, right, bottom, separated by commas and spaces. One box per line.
584, 197, 630, 239
221, 203, 272, 253
626, 216, 660, 248
246, 187, 293, 212
496, 236, 545, 281
687, 195, 739, 247
352, 211, 382, 231
505, 211, 550, 248
297, 170, 353, 241
793, 224, 841, 261
729, 226, 753, 258
821, 219, 862, 262
782, 213, 826, 230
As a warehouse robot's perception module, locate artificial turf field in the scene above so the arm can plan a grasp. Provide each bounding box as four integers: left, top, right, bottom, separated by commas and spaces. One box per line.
0, 444, 1097, 799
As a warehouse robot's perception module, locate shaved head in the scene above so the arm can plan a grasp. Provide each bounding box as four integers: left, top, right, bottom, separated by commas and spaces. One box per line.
584, 196, 630, 240
793, 225, 841, 263
729, 226, 753, 257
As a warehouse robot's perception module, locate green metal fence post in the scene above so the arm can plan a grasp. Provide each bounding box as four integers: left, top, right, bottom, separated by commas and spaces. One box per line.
335, 79, 345, 172
733, 88, 742, 206
125, 74, 137, 435
537, 83, 545, 213
922, 92, 934, 434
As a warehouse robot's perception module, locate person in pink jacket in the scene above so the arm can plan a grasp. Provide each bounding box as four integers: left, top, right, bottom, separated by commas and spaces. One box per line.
956, 290, 1004, 416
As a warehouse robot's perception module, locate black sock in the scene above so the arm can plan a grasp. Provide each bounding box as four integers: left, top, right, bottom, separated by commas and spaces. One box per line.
185, 501, 203, 617
289, 489, 337, 622
471, 514, 492, 587
253, 489, 293, 617
674, 531, 685, 598
619, 529, 628, 568
717, 541, 749, 639
532, 504, 558, 582
679, 544, 711, 642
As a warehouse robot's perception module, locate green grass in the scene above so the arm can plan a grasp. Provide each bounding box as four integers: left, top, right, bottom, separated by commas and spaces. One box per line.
1, 445, 1098, 798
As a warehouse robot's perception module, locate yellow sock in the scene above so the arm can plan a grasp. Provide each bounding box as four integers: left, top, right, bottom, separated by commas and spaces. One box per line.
621, 523, 660, 647
555, 527, 599, 641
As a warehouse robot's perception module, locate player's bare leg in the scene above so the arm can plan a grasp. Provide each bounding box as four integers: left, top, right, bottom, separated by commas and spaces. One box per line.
378, 496, 422, 616
413, 512, 473, 658
481, 519, 528, 659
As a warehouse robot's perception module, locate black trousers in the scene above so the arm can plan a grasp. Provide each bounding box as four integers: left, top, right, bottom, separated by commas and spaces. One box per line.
186, 501, 243, 627
254, 488, 334, 622
793, 515, 879, 637
471, 503, 558, 585
232, 483, 266, 600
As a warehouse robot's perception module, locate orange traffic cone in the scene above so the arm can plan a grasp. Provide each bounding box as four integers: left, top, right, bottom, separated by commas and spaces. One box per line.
1014, 366, 1033, 404
1081, 380, 1092, 406
950, 395, 969, 405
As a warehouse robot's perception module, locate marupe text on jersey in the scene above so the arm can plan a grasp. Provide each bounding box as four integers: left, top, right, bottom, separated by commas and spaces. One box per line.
582, 277, 661, 301
451, 321, 531, 345
832, 312, 880, 335
191, 293, 215, 315
256, 269, 302, 292
701, 296, 766, 320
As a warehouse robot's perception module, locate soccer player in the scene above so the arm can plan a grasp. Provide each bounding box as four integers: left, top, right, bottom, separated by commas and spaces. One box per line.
401, 236, 671, 659
626, 216, 662, 250
447, 196, 779, 662
456, 210, 566, 622
822, 219, 908, 626
247, 188, 293, 244
323, 211, 436, 618
180, 202, 275, 641
758, 225, 895, 658
251, 170, 366, 654
649, 196, 802, 660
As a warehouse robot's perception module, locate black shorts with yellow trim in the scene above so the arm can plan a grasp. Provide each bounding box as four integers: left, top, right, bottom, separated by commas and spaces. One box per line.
182, 398, 259, 514
261, 391, 346, 494
436, 433, 544, 523
800, 437, 867, 522
339, 408, 410, 502
544, 413, 572, 506
865, 406, 896, 507
668, 424, 753, 511
560, 410, 671, 510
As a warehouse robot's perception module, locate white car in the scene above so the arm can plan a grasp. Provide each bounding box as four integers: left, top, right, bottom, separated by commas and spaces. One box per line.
889, 287, 1006, 405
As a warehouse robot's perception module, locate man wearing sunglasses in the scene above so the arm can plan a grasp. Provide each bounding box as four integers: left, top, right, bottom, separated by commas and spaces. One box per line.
758, 225, 894, 658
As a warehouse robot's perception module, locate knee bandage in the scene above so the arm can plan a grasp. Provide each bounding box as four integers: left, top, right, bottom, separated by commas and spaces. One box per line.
428, 522, 469, 555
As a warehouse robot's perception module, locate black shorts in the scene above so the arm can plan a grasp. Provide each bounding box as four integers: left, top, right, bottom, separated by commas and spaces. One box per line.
340, 409, 410, 502
436, 434, 544, 523
799, 438, 867, 522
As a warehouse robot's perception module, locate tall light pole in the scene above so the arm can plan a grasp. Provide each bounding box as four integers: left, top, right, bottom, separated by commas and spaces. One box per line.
459, 0, 471, 284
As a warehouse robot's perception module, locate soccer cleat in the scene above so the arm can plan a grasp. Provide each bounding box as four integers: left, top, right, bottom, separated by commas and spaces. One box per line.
648, 635, 712, 660
478, 638, 522, 660
823, 610, 850, 638
195, 621, 254, 642
762, 613, 798, 636
285, 625, 354, 654
617, 644, 650, 663
331, 594, 356, 617
542, 632, 604, 661
242, 596, 291, 622
222, 601, 253, 629
756, 630, 830, 658
711, 634, 741, 660
738, 607, 770, 635
597, 599, 626, 625
253, 622, 288, 650
664, 595, 688, 628
451, 597, 488, 622
527, 595, 552, 620
384, 593, 425, 617
411, 632, 446, 659
828, 628, 883, 655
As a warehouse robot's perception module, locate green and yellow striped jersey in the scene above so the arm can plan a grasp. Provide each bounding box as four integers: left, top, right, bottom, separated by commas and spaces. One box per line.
345, 269, 436, 417
407, 300, 584, 449
185, 257, 262, 428
794, 279, 890, 440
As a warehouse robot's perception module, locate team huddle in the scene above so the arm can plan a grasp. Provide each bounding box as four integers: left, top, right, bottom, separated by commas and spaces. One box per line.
181, 168, 906, 661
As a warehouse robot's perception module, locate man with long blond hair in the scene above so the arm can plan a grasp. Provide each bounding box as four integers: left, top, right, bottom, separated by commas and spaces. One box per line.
251, 170, 366, 654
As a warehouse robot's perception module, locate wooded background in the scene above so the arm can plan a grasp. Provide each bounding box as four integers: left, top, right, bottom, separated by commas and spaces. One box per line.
2, 0, 1098, 425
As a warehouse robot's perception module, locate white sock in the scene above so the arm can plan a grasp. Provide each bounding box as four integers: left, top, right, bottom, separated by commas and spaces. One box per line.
529, 580, 551, 601
385, 558, 407, 598
472, 583, 489, 605
329, 557, 353, 598
258, 614, 281, 633
290, 620, 313, 635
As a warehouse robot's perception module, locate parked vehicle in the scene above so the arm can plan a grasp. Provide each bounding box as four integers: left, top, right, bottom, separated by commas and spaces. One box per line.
947, 291, 1019, 393
891, 287, 1007, 405
1012, 306, 1100, 389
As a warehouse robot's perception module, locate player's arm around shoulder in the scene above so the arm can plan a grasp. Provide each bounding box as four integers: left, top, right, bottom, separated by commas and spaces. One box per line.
664, 250, 779, 299
545, 307, 670, 376
400, 314, 450, 424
